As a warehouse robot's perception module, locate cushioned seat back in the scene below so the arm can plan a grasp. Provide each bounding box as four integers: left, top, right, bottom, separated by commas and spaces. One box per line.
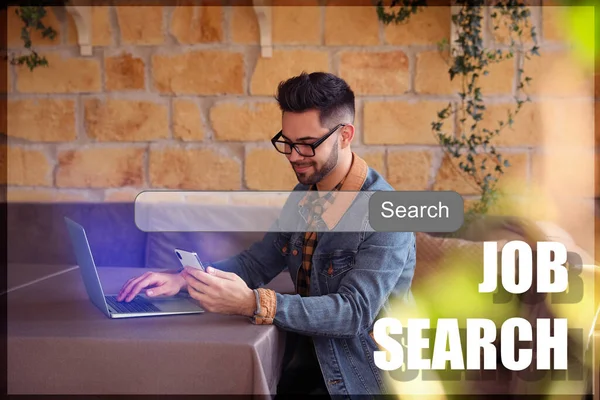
7, 202, 148, 267
144, 231, 267, 270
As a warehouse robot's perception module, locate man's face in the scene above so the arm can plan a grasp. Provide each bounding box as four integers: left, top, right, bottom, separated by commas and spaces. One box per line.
280, 110, 339, 186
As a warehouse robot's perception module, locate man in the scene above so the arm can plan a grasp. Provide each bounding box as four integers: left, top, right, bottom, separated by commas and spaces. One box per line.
117, 72, 416, 397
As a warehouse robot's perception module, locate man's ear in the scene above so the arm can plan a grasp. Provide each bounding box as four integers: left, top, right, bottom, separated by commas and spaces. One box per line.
340, 124, 355, 148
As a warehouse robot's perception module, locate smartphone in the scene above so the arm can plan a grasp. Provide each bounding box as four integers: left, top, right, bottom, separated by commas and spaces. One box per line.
174, 248, 205, 272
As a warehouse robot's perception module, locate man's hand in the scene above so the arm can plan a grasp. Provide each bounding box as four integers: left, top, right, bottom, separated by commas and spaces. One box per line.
182, 266, 256, 317
117, 271, 187, 302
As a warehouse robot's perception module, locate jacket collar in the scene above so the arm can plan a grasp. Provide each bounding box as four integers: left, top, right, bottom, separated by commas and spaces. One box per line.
298, 152, 368, 230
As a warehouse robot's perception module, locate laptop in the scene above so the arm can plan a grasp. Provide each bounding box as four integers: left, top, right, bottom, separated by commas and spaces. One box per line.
64, 217, 205, 319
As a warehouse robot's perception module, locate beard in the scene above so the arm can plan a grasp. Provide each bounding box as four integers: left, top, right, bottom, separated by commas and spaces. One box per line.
292, 139, 339, 186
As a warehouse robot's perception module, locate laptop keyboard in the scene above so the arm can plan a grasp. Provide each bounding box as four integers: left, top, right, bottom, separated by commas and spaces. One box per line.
105, 295, 161, 314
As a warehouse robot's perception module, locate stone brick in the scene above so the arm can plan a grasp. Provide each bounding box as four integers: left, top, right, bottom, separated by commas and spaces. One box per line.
355, 150, 385, 177
484, 194, 530, 220
231, 7, 258, 44
245, 149, 297, 190
56, 147, 145, 188
541, 6, 570, 42
8, 99, 76, 142
384, 6, 450, 45
463, 198, 480, 213
92, 6, 113, 46
525, 51, 593, 97
16, 52, 101, 93
339, 51, 409, 95
416, 51, 514, 95
210, 102, 280, 141
84, 98, 168, 141
273, 5, 321, 44
325, 4, 379, 45
530, 152, 547, 186
533, 99, 595, 198
433, 153, 528, 195
534, 100, 595, 196
433, 154, 480, 196
149, 147, 241, 190
6, 189, 90, 203
363, 101, 448, 145
530, 152, 541, 181
537, 99, 595, 147
415, 51, 457, 95
173, 99, 205, 141
116, 6, 164, 45
387, 151, 432, 191
153, 50, 244, 95
251, 50, 329, 96
459, 102, 542, 147
481, 57, 516, 95
105, 52, 145, 91
170, 5, 223, 43
232, 1, 321, 45
1, 146, 52, 186
1, 58, 9, 94
489, 9, 536, 45
497, 153, 529, 194
104, 189, 142, 202
533, 148, 596, 198
67, 6, 113, 46
7, 6, 63, 47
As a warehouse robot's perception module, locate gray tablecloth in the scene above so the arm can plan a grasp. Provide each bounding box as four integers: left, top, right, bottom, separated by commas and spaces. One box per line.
7, 264, 295, 396
6, 263, 79, 294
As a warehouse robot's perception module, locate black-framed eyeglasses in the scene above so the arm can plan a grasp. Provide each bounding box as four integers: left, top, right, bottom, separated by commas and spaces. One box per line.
271, 123, 346, 157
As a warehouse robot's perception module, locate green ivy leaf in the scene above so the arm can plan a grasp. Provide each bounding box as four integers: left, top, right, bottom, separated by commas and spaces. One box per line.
379, 1, 532, 219
11, 6, 58, 72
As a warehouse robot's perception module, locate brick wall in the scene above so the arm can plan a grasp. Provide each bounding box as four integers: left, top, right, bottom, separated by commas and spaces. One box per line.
2, 4, 598, 256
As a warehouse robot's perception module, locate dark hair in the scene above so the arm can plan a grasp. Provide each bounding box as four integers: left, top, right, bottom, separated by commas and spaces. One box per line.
274, 72, 355, 128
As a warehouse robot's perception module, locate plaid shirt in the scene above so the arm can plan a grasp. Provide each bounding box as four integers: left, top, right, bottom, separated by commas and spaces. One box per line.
296, 179, 346, 297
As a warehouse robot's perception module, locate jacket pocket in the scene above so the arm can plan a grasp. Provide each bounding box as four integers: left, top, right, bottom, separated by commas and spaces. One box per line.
362, 329, 388, 394
273, 233, 304, 256
273, 232, 292, 256
318, 250, 355, 277
273, 233, 302, 285
315, 250, 355, 293
367, 330, 381, 351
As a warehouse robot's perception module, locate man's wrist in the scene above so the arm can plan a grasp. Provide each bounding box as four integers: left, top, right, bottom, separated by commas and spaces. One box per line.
250, 288, 277, 325
242, 288, 258, 317
176, 272, 187, 292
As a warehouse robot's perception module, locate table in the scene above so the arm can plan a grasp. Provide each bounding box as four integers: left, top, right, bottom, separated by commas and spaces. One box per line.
7, 263, 296, 396
5, 263, 79, 294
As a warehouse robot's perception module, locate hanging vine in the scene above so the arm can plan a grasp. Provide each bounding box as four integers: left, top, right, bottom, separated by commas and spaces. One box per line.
8, 6, 58, 71
376, 1, 540, 226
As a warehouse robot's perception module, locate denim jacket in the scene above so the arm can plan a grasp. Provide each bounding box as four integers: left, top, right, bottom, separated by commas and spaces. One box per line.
211, 154, 417, 398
